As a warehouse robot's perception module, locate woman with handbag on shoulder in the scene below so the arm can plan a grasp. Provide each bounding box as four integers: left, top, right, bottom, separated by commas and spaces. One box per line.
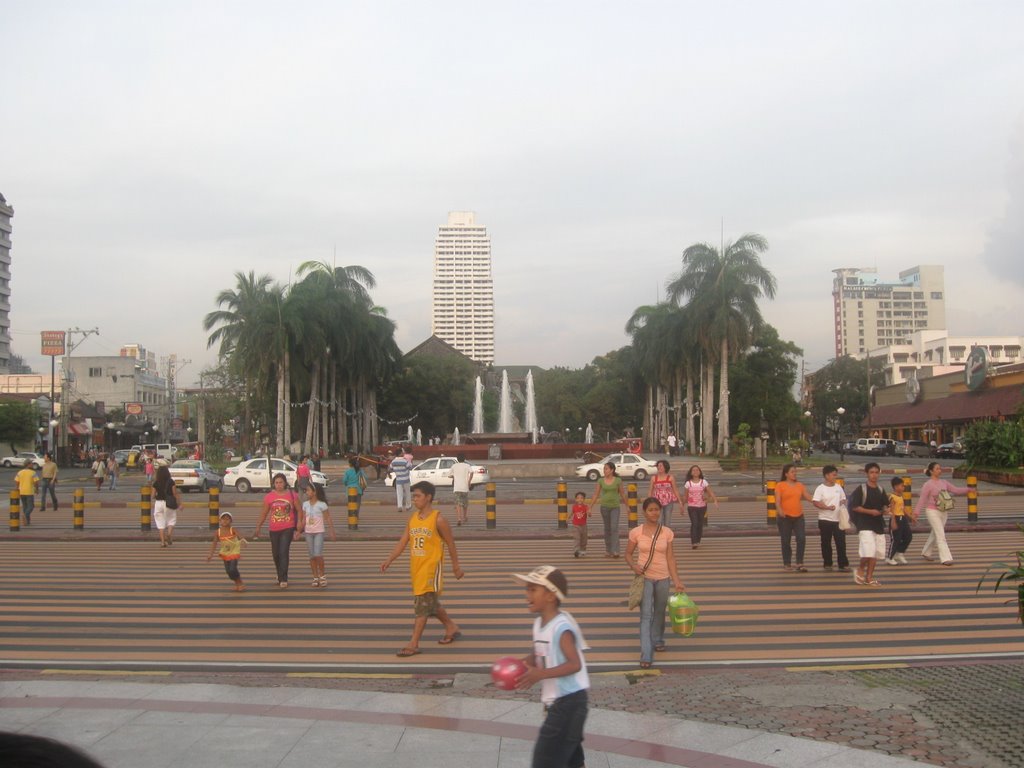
625, 497, 685, 669
152, 463, 182, 548
915, 462, 970, 566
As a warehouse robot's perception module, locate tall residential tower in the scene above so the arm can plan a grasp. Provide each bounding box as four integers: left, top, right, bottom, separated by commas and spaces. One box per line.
832, 265, 946, 358
431, 211, 495, 364
0, 193, 13, 373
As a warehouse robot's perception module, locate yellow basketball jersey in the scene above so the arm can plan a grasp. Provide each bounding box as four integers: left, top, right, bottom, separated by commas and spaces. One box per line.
408, 509, 444, 595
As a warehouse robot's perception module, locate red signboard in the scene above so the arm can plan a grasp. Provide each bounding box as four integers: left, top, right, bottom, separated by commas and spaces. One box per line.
41, 331, 66, 356
125, 402, 144, 416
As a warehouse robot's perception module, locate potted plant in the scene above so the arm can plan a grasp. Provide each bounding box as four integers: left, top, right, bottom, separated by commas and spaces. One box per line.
732, 423, 753, 470
976, 523, 1024, 625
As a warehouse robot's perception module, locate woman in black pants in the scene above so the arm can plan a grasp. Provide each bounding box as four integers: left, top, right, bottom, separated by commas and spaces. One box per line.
253, 473, 303, 588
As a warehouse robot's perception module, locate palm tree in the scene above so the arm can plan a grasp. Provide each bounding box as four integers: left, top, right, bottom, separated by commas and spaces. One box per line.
666, 233, 776, 455
203, 271, 279, 453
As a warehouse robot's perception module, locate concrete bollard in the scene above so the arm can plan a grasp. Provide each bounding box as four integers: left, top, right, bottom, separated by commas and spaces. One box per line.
967, 475, 978, 522
766, 480, 777, 526
347, 486, 359, 531
208, 486, 220, 529
73, 488, 85, 530
486, 482, 496, 529
9, 490, 20, 532
556, 482, 568, 529
627, 483, 638, 529
140, 486, 152, 531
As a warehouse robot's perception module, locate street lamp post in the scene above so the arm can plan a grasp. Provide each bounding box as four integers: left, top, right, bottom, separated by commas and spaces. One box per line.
836, 407, 846, 461
759, 411, 769, 492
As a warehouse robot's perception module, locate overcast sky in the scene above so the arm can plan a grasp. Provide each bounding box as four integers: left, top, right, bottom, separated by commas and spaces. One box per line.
4, 1, 1022, 386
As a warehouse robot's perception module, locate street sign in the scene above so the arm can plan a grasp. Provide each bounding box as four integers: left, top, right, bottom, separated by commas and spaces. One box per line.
41, 330, 65, 356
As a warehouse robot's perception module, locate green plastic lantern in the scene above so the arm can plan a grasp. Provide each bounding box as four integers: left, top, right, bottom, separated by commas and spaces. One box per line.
668, 592, 699, 637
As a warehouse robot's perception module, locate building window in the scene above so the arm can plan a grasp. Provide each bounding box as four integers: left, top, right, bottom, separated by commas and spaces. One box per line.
89, 367, 102, 377
931, 292, 943, 299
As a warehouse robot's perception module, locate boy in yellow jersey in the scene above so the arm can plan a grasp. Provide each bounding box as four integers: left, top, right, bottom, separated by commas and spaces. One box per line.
885, 477, 914, 566
381, 480, 465, 657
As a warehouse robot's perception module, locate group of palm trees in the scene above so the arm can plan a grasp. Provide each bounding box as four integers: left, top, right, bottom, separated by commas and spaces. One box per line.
627, 233, 777, 456
203, 234, 776, 460
203, 262, 402, 456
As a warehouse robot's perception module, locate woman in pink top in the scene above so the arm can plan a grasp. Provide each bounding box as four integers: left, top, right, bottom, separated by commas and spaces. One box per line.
626, 497, 685, 669
914, 461, 969, 566
647, 460, 681, 527
253, 473, 302, 587
683, 465, 719, 549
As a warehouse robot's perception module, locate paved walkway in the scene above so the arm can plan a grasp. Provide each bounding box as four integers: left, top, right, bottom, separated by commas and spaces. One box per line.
1, 676, 930, 768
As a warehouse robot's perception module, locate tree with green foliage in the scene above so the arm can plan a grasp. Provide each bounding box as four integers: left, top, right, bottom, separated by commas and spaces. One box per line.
727, 325, 803, 441
805, 355, 885, 442
666, 233, 777, 455
376, 355, 476, 443
0, 400, 39, 454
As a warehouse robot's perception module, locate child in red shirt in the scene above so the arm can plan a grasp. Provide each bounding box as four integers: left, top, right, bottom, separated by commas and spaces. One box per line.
571, 492, 590, 558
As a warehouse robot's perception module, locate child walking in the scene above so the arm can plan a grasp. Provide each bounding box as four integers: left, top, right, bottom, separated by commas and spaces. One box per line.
303, 483, 336, 587
511, 565, 591, 768
886, 477, 914, 565
571, 491, 589, 558
380, 480, 465, 657
206, 511, 247, 591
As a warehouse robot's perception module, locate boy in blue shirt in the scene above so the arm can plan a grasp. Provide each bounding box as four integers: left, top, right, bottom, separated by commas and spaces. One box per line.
512, 565, 590, 768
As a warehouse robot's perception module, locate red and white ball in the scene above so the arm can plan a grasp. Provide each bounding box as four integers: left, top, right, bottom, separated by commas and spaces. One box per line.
490, 656, 527, 690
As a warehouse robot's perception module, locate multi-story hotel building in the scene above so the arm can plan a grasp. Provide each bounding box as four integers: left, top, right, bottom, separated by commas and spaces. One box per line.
832, 265, 946, 358
0, 192, 13, 373
431, 211, 495, 365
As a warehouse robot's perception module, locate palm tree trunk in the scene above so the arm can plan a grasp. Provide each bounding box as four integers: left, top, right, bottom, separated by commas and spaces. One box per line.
718, 337, 730, 456
685, 369, 696, 453
275, 363, 285, 456
702, 352, 715, 455
320, 367, 329, 455
304, 362, 320, 454
283, 349, 291, 456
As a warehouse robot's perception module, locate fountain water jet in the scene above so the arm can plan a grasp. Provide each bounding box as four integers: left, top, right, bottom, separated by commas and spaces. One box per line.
498, 370, 514, 433
525, 370, 538, 444
472, 377, 484, 434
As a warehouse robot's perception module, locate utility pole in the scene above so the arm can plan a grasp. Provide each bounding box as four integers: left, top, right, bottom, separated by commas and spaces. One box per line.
59, 326, 99, 465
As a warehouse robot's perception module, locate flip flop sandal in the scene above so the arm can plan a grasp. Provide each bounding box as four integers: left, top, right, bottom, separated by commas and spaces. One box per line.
396, 647, 422, 657
438, 631, 463, 645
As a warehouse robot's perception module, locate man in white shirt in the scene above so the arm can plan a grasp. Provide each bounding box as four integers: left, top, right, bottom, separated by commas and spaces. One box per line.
451, 454, 473, 526
812, 464, 850, 572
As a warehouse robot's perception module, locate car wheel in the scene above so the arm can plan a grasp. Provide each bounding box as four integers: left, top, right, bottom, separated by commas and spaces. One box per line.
586, 469, 600, 482
2, 460, 9, 468
634, 469, 648, 481
235, 478, 251, 494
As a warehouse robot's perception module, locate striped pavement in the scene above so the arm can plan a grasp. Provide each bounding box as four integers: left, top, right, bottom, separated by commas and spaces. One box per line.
1, 530, 1022, 671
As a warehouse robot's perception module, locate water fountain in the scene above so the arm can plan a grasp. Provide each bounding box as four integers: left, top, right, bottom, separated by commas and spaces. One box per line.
452, 427, 460, 445
498, 370, 515, 433
585, 422, 594, 444
407, 425, 414, 444
472, 377, 484, 434
525, 370, 538, 444
416, 428, 422, 446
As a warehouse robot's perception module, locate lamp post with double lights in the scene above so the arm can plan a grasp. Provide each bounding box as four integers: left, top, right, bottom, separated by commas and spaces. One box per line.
836, 407, 846, 461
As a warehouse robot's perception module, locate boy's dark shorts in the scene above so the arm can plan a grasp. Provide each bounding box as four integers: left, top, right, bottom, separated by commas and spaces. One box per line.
414, 592, 440, 617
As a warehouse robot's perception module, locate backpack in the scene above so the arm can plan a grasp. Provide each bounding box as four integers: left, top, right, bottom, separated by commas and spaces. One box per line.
936, 489, 955, 513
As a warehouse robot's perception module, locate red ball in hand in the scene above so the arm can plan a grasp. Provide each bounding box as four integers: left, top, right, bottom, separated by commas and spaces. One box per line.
490, 656, 527, 690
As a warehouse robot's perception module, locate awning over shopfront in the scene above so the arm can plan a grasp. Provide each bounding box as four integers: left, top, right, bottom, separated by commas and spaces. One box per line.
68, 422, 91, 435
870, 385, 1024, 429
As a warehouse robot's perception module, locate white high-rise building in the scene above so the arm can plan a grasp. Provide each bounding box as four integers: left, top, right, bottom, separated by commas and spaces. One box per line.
0, 192, 13, 373
431, 211, 495, 364
832, 265, 946, 358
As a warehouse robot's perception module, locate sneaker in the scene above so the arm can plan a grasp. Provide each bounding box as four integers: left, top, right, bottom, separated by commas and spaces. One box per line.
823, 565, 833, 571
895, 553, 908, 565
838, 566, 851, 572
885, 558, 898, 566
573, 551, 580, 558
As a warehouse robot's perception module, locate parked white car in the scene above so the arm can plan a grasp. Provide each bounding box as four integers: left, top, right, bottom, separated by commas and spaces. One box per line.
223, 458, 328, 493
384, 456, 490, 488
169, 459, 224, 492
575, 452, 658, 482
2, 451, 44, 469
